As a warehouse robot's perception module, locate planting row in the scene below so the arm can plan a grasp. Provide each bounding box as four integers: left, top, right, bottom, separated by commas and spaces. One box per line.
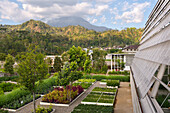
72, 104, 113, 113
92, 87, 117, 93
82, 75, 130, 82
82, 92, 115, 104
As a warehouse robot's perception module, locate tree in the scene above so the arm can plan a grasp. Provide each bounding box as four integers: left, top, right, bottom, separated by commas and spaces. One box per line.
83, 58, 92, 75
53, 56, 62, 72
92, 48, 107, 73
17, 49, 48, 113
68, 46, 86, 70
4, 54, 15, 75
56, 61, 82, 101
0, 53, 7, 61
45, 57, 52, 74
61, 51, 69, 63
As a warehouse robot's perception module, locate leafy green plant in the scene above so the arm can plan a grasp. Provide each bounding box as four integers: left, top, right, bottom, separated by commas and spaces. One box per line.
0, 109, 8, 113
35, 105, 53, 113
0, 82, 20, 92
107, 80, 120, 87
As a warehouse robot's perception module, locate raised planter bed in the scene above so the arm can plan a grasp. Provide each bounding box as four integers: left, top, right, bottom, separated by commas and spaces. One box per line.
3, 96, 42, 112
40, 91, 85, 106
100, 82, 106, 85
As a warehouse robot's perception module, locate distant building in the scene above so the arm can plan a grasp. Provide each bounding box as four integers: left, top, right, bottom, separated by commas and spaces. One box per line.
122, 45, 139, 53
45, 55, 61, 67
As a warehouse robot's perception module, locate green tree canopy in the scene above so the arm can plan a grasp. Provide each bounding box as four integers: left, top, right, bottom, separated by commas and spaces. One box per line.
53, 56, 62, 72
4, 54, 15, 75
17, 49, 48, 113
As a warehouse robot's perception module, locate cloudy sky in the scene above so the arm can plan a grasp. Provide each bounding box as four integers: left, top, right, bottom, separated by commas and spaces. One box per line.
0, 0, 157, 30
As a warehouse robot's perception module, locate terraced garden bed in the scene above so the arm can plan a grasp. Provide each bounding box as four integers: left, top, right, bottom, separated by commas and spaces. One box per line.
71, 104, 114, 113
81, 87, 117, 106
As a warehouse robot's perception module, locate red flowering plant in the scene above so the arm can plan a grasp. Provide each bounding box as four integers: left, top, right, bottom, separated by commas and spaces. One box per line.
42, 85, 83, 104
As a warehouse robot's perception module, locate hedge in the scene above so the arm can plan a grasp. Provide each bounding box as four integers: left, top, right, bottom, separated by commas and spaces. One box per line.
0, 76, 57, 107
107, 80, 120, 87
82, 75, 130, 82
0, 76, 19, 83
108, 70, 130, 75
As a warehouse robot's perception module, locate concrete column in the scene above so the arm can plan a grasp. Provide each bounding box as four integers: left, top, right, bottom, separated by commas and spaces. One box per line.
151, 64, 166, 98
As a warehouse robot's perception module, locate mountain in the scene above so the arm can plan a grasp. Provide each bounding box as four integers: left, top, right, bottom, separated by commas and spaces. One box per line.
47, 16, 111, 32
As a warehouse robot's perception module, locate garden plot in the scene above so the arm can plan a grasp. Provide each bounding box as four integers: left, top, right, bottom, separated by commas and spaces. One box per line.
71, 104, 113, 113
81, 87, 117, 106
40, 85, 84, 106
73, 79, 96, 90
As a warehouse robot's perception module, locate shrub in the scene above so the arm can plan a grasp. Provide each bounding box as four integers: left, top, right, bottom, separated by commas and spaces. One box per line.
35, 105, 53, 113
36, 76, 57, 94
107, 80, 120, 87
0, 88, 4, 95
0, 82, 20, 92
0, 88, 30, 107
108, 70, 130, 75
0, 76, 19, 83
0, 109, 8, 113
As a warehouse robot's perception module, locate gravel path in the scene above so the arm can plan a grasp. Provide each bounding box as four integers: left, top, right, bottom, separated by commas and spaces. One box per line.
14, 81, 101, 113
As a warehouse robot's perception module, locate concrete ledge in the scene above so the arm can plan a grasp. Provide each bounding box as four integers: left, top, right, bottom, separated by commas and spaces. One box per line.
81, 102, 97, 105
97, 102, 113, 106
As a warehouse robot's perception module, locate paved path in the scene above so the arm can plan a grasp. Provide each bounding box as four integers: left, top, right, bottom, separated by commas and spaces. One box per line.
114, 82, 133, 113
15, 81, 101, 113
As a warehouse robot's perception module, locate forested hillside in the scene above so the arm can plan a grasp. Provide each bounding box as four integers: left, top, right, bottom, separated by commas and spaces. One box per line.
0, 19, 143, 56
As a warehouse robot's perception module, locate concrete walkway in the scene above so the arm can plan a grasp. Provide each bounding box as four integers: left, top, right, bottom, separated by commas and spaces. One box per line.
114, 82, 133, 113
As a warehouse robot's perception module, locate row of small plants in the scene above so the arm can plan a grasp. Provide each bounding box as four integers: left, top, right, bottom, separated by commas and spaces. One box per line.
82, 92, 114, 104
108, 70, 130, 75
42, 85, 84, 104
92, 87, 117, 93
82, 75, 130, 82
34, 106, 53, 113
0, 76, 19, 83
72, 104, 113, 113
0, 82, 20, 94
77, 79, 96, 83
0, 76, 57, 108
3, 94, 40, 109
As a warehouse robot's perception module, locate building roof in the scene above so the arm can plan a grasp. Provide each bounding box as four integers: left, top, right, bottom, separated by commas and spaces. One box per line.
124, 45, 139, 49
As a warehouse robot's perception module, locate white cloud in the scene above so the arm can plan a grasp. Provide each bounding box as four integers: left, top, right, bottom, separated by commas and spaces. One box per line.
115, 2, 150, 23
89, 4, 108, 16
0, 19, 2, 22
112, 21, 117, 24
110, 7, 118, 15
0, 0, 109, 22
91, 19, 98, 23
0, 0, 35, 22
101, 15, 106, 23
